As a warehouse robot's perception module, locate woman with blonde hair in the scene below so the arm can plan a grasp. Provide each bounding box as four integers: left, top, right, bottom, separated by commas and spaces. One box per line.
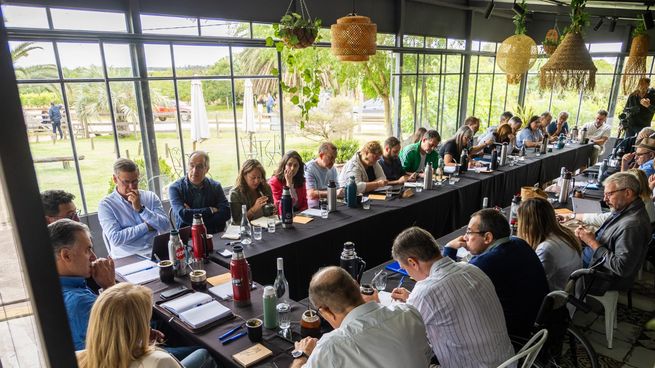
77, 283, 215, 368
439, 125, 474, 165
229, 159, 274, 222
338, 140, 388, 194
517, 197, 582, 291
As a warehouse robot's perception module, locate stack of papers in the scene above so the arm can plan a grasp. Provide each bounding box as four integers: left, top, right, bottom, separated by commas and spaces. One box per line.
161, 292, 231, 329
208, 282, 233, 300
250, 216, 281, 227
221, 225, 241, 240
300, 208, 323, 217
116, 260, 159, 285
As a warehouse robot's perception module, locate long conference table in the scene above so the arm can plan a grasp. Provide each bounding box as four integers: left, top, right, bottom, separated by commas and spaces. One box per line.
211, 143, 594, 301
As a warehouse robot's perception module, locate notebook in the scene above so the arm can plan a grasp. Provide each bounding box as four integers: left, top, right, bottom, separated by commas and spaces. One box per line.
384, 261, 409, 276
116, 260, 159, 285
208, 282, 234, 300
161, 292, 212, 316
572, 197, 602, 214
179, 300, 231, 329
233, 344, 273, 368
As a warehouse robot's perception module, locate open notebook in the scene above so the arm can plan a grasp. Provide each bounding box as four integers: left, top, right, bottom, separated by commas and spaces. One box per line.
161, 292, 232, 329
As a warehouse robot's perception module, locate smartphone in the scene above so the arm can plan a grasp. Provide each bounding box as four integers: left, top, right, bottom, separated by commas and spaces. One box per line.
160, 285, 190, 300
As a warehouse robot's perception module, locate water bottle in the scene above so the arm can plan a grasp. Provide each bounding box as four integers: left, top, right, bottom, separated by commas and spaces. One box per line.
240, 204, 252, 245
339, 242, 366, 283
327, 180, 337, 212
500, 143, 509, 165
557, 133, 566, 149
580, 127, 588, 144
167, 230, 183, 276
191, 214, 208, 262
281, 186, 293, 228
230, 245, 251, 307
423, 162, 433, 190
509, 195, 521, 236
273, 257, 290, 308
571, 126, 579, 142
346, 176, 358, 208
539, 134, 548, 154
482, 197, 489, 209
262, 286, 278, 329
598, 159, 608, 184
490, 148, 499, 170
519, 144, 526, 157
459, 149, 469, 174
437, 157, 445, 180
558, 171, 574, 204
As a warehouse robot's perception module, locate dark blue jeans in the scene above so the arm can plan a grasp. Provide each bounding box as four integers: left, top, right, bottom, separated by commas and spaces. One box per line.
52, 121, 63, 139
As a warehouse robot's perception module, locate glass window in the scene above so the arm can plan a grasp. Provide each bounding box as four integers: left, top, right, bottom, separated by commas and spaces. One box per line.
403, 35, 425, 48
173, 45, 230, 77
589, 42, 622, 53
57, 42, 104, 79
232, 47, 279, 77
400, 75, 418, 135
377, 33, 396, 46
144, 44, 173, 77
110, 81, 145, 167
200, 18, 250, 38
10, 41, 58, 80
402, 54, 418, 74
447, 38, 466, 50
421, 54, 441, 74
2, 5, 49, 29
141, 15, 198, 36
426, 37, 446, 49
252, 23, 273, 39
318, 28, 331, 43
103, 44, 135, 78
50, 8, 127, 32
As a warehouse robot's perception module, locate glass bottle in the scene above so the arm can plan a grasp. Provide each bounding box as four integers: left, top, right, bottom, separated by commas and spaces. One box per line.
273, 257, 290, 308
240, 204, 252, 245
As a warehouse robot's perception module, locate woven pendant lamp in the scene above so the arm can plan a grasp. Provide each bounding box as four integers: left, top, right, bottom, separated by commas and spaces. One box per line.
497, 34, 538, 84
622, 22, 650, 95
539, 31, 597, 92
331, 14, 377, 62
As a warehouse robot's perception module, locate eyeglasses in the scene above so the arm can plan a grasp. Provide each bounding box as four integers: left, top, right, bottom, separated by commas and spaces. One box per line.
67, 209, 82, 220
465, 229, 486, 236
635, 151, 653, 157
603, 188, 627, 198
118, 178, 140, 186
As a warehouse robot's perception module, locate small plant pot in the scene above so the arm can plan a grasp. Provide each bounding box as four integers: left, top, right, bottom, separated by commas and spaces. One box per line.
282, 27, 317, 49
544, 44, 557, 56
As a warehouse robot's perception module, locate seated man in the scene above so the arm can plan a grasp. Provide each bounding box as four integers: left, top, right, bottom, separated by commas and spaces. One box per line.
51, 219, 115, 350
539, 111, 553, 133
41, 189, 79, 223
399, 129, 441, 173
581, 110, 612, 166
378, 137, 415, 185
304, 142, 339, 208
621, 137, 655, 177
614, 127, 655, 157
290, 266, 432, 368
486, 111, 513, 134
444, 209, 549, 339
465, 116, 491, 156
576, 172, 651, 291
98, 159, 169, 258
387, 227, 514, 368
169, 151, 231, 233
547, 111, 570, 137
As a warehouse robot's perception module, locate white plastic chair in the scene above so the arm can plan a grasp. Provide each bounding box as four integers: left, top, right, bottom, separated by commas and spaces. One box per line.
587, 290, 619, 349
497, 329, 548, 368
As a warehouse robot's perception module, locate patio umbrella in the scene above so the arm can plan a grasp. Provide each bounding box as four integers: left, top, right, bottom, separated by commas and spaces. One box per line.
242, 79, 256, 153
190, 79, 210, 145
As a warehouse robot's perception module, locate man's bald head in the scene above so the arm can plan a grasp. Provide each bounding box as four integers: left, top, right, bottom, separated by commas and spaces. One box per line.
308, 266, 363, 314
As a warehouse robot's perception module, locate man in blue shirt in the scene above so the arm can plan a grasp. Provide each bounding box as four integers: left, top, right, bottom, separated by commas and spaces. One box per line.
98, 158, 169, 258
443, 209, 549, 339
378, 136, 414, 184
547, 111, 570, 137
304, 142, 340, 208
48, 102, 63, 140
621, 137, 655, 177
51, 219, 115, 350
169, 151, 230, 233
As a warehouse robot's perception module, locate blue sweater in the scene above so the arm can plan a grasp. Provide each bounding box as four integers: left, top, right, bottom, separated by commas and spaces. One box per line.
444, 237, 549, 339
169, 177, 231, 234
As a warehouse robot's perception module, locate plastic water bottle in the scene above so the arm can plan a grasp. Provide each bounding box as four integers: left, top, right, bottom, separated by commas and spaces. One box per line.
240, 204, 252, 245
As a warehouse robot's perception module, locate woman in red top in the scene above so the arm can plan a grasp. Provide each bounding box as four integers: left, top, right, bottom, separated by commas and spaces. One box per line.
268, 150, 308, 214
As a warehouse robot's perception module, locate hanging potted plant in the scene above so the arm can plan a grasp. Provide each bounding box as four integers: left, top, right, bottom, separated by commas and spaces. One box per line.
622, 21, 650, 95
272, 0, 321, 49
543, 28, 560, 56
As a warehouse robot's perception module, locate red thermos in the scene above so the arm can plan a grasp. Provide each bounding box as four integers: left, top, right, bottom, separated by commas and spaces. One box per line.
191, 214, 209, 261
230, 245, 251, 307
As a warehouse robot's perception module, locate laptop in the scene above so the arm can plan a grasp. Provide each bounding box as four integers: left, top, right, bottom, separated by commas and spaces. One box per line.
571, 197, 603, 214
151, 226, 191, 261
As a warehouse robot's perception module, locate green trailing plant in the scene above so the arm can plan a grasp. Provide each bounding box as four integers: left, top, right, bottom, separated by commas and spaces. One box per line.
513, 0, 528, 35
266, 13, 323, 129
563, 0, 589, 34
633, 20, 648, 38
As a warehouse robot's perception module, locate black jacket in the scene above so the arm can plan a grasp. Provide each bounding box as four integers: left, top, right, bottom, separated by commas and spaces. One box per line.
624, 88, 655, 130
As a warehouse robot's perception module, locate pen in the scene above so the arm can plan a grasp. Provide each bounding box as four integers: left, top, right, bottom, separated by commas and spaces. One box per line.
398, 276, 405, 289
221, 331, 247, 345
218, 325, 243, 341
226, 240, 241, 246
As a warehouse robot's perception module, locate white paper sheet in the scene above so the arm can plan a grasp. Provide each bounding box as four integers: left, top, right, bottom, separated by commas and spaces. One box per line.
179, 300, 231, 329
116, 260, 156, 277
122, 267, 160, 285
300, 209, 323, 217
221, 224, 241, 240
162, 292, 213, 315
250, 216, 281, 228
208, 282, 233, 300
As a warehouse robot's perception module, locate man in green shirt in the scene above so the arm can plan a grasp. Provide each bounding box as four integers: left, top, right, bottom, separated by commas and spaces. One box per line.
399, 129, 441, 173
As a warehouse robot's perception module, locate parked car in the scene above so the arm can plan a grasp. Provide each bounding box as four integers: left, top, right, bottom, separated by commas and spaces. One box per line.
154, 101, 191, 122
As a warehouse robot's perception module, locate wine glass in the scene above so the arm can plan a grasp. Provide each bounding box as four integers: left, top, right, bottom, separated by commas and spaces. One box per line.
372, 271, 388, 292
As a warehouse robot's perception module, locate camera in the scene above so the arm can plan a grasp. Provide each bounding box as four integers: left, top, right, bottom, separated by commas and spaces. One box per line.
619, 106, 639, 130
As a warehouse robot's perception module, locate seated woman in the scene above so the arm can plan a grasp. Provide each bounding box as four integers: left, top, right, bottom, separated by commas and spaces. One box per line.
438, 125, 473, 165
517, 197, 582, 291
338, 141, 388, 194
402, 126, 427, 147
516, 115, 544, 149
269, 150, 308, 213
77, 283, 216, 368
478, 123, 514, 154
229, 159, 274, 223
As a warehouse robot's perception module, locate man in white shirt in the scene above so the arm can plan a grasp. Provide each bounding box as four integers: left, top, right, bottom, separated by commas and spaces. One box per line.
386, 226, 514, 368
581, 109, 612, 165
290, 266, 432, 368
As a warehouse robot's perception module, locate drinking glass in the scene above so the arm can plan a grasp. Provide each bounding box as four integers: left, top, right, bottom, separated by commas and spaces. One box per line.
267, 218, 276, 233
277, 302, 291, 336
448, 176, 457, 185
320, 203, 329, 219
416, 184, 423, 193
362, 196, 371, 210
373, 271, 388, 292
253, 225, 262, 240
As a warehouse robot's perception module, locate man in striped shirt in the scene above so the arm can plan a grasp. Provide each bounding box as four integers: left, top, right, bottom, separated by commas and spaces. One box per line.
388, 226, 515, 368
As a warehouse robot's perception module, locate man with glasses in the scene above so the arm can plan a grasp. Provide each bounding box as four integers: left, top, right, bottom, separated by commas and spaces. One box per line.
169, 151, 230, 233
443, 209, 549, 339
399, 129, 441, 173
621, 137, 655, 177
575, 172, 651, 291
41, 189, 80, 223
290, 266, 432, 368
98, 158, 169, 259
51, 219, 115, 350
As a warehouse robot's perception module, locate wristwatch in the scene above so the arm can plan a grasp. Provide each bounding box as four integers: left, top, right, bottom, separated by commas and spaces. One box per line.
291, 350, 308, 359
138, 205, 145, 213
569, 212, 576, 220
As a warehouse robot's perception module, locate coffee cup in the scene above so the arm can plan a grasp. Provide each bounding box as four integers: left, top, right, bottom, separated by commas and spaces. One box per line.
158, 260, 174, 283
246, 318, 263, 342
360, 283, 374, 296
300, 309, 321, 338
190, 269, 207, 291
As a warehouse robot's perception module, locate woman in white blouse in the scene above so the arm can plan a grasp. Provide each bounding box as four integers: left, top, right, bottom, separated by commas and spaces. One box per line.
518, 197, 583, 291
338, 141, 388, 194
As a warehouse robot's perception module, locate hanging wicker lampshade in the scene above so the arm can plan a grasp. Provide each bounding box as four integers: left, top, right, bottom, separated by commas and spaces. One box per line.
330, 14, 377, 62
496, 34, 538, 84
622, 31, 650, 95
539, 31, 597, 92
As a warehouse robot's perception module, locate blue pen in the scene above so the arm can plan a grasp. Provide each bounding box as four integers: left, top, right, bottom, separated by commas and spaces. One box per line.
221, 331, 247, 345
218, 325, 243, 341
398, 276, 406, 289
